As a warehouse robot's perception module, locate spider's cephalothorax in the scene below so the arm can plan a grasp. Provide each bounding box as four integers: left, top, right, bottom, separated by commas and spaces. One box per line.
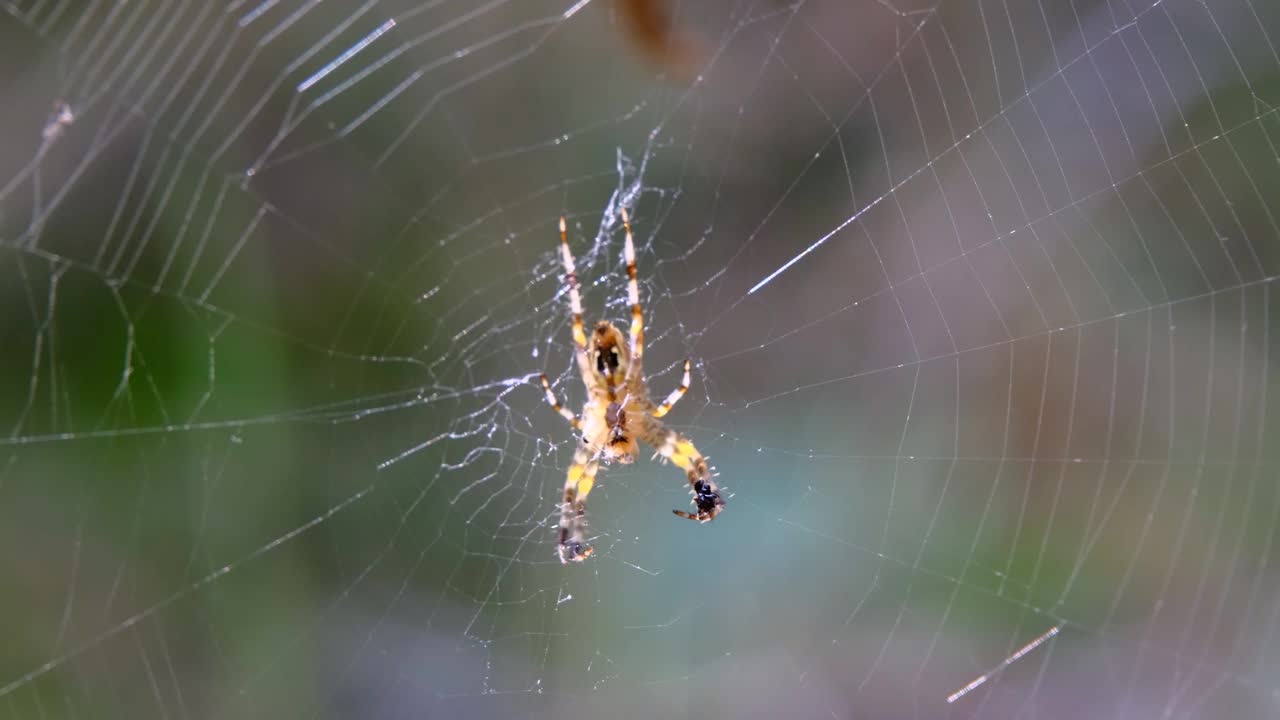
538, 211, 725, 563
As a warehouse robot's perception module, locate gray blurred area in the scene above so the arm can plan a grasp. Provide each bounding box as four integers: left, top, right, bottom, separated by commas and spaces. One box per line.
1, 1, 1279, 718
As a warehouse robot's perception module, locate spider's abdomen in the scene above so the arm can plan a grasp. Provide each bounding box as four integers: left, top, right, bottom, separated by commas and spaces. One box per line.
604, 401, 638, 463
590, 321, 630, 390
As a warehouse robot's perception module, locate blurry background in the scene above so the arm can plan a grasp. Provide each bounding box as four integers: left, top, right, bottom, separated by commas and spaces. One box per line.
1, 1, 1279, 717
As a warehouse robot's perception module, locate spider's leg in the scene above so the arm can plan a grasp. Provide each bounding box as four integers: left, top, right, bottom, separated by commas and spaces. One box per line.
558, 216, 588, 350
651, 358, 690, 418
558, 446, 600, 563
643, 420, 724, 522
539, 374, 580, 430
558, 448, 601, 561
620, 208, 644, 373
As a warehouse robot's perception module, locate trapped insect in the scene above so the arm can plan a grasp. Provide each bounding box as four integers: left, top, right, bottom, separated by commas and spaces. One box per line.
540, 210, 724, 563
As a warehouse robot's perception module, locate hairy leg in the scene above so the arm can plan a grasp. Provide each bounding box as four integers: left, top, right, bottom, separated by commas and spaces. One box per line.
641, 418, 724, 522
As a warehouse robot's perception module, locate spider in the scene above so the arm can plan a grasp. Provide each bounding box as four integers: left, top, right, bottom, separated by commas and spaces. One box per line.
540, 209, 724, 563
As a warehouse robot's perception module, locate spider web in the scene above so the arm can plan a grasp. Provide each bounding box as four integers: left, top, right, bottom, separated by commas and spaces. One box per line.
1, 0, 1278, 717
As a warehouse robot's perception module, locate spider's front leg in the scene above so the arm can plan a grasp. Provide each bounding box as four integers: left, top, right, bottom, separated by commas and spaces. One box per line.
620, 208, 645, 374
558, 445, 600, 563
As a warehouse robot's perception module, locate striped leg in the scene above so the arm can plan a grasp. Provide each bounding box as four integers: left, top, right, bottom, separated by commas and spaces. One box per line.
649, 424, 724, 522
559, 216, 588, 350
651, 359, 690, 418
558, 447, 601, 563
539, 374, 580, 429
620, 208, 644, 371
